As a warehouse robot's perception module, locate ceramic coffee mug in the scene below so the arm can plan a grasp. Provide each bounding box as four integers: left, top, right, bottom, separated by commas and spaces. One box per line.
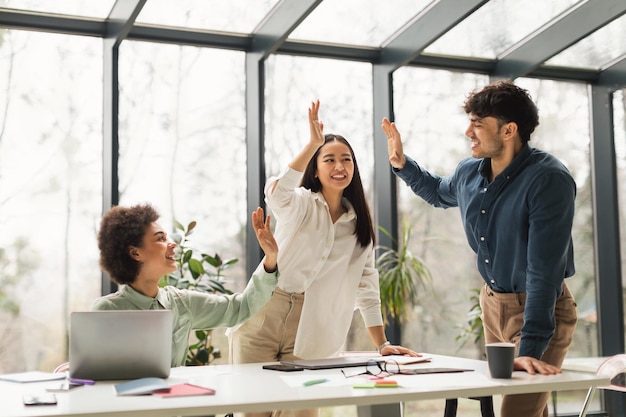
486, 342, 515, 378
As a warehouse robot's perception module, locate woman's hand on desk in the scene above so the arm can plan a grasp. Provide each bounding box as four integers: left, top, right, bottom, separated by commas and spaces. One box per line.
514, 356, 562, 375
381, 344, 421, 357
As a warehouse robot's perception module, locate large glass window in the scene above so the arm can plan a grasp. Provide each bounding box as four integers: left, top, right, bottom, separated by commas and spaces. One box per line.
118, 41, 247, 363
264, 54, 375, 351
289, 0, 431, 47
425, 0, 578, 59
0, 29, 102, 373
137, 0, 280, 33
392, 68, 488, 359
264, 54, 374, 199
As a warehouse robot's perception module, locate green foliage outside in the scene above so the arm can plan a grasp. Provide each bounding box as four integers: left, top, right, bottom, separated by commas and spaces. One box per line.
0, 237, 39, 316
455, 288, 484, 354
159, 220, 237, 366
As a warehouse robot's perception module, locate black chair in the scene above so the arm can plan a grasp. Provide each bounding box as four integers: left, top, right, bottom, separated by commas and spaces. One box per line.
444, 396, 495, 417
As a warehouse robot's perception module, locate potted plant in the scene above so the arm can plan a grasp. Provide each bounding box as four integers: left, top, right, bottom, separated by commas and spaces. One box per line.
376, 217, 432, 325
159, 220, 237, 366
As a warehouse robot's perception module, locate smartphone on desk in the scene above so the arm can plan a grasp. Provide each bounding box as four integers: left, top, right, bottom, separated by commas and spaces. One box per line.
262, 364, 304, 372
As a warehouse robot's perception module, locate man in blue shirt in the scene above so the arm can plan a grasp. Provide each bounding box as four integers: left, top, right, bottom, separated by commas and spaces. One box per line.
381, 80, 577, 417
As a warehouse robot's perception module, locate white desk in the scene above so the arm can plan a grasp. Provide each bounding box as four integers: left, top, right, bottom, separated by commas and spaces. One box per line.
1, 354, 610, 417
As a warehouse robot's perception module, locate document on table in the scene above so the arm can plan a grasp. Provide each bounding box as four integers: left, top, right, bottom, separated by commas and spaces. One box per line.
0, 371, 66, 383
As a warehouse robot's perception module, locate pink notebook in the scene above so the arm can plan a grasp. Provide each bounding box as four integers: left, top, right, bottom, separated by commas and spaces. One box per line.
155, 383, 215, 397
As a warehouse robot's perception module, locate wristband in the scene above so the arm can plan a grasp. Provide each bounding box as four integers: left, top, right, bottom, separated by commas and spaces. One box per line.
377, 341, 391, 354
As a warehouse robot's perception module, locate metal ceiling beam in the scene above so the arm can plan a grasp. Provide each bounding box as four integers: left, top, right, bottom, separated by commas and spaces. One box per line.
494, 0, 626, 79
250, 0, 321, 57
129, 24, 252, 50
0, 9, 105, 36
106, 0, 146, 45
379, 0, 488, 70
0, 7, 621, 85
597, 53, 626, 90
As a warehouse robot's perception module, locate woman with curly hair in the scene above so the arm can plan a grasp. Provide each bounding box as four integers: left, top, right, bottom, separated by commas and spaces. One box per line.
93, 203, 278, 367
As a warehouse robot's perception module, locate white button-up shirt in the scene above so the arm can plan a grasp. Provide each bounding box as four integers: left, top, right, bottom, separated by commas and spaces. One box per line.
267, 167, 383, 359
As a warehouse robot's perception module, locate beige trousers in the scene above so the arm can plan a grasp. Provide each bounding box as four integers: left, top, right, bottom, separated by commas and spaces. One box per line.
480, 283, 578, 417
230, 288, 319, 417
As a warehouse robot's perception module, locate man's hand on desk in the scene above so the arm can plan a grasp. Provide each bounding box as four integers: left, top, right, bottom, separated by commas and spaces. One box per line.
514, 356, 562, 375
381, 344, 421, 357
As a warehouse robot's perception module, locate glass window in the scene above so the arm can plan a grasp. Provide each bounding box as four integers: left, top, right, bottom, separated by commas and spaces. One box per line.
545, 14, 626, 69
264, 54, 375, 350
288, 0, 431, 47
425, 0, 579, 59
1, 0, 115, 18
118, 41, 247, 363
392, 68, 488, 358
0, 29, 102, 373
264, 55, 373, 195
136, 0, 280, 33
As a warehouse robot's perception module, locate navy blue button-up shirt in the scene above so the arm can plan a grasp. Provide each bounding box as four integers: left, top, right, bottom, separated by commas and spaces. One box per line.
394, 144, 575, 358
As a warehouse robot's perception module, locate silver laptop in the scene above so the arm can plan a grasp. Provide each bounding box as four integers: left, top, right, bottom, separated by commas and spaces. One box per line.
69, 310, 173, 380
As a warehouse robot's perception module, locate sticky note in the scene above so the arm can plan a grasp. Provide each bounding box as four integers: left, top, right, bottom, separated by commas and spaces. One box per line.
375, 380, 398, 388
353, 382, 377, 388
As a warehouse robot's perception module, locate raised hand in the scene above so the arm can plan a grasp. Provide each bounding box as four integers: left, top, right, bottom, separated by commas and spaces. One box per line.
308, 99, 325, 149
381, 117, 407, 170
252, 207, 278, 273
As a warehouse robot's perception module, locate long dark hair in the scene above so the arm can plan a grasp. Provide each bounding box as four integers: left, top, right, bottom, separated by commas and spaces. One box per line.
300, 134, 375, 248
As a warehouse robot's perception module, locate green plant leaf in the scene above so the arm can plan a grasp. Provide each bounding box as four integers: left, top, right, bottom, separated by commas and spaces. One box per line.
188, 258, 205, 278
173, 220, 185, 231
203, 254, 220, 268
186, 221, 197, 236
182, 249, 193, 264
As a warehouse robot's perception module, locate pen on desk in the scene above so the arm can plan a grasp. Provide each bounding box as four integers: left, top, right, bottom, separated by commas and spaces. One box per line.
69, 377, 95, 385
303, 378, 329, 387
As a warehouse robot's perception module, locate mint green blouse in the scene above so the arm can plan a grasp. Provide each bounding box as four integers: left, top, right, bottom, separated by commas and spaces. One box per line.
92, 264, 277, 367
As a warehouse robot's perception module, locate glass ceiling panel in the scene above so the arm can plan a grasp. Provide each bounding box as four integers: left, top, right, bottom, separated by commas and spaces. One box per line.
545, 13, 626, 69
424, 0, 579, 59
136, 0, 280, 33
0, 0, 115, 18
288, 0, 432, 47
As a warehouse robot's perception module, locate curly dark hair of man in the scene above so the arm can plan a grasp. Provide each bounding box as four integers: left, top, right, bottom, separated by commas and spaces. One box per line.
98, 203, 160, 285
463, 79, 539, 144
300, 134, 375, 248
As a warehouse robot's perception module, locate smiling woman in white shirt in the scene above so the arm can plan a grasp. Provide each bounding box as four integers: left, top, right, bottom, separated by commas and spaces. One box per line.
229, 100, 420, 417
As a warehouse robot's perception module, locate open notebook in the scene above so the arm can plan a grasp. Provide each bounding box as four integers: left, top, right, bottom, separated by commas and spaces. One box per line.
69, 310, 173, 380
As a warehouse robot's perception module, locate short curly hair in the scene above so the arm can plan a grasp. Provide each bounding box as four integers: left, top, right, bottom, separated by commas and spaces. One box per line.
463, 80, 539, 144
98, 203, 160, 285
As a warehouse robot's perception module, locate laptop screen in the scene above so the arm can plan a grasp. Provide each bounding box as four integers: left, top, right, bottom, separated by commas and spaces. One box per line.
69, 310, 173, 380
